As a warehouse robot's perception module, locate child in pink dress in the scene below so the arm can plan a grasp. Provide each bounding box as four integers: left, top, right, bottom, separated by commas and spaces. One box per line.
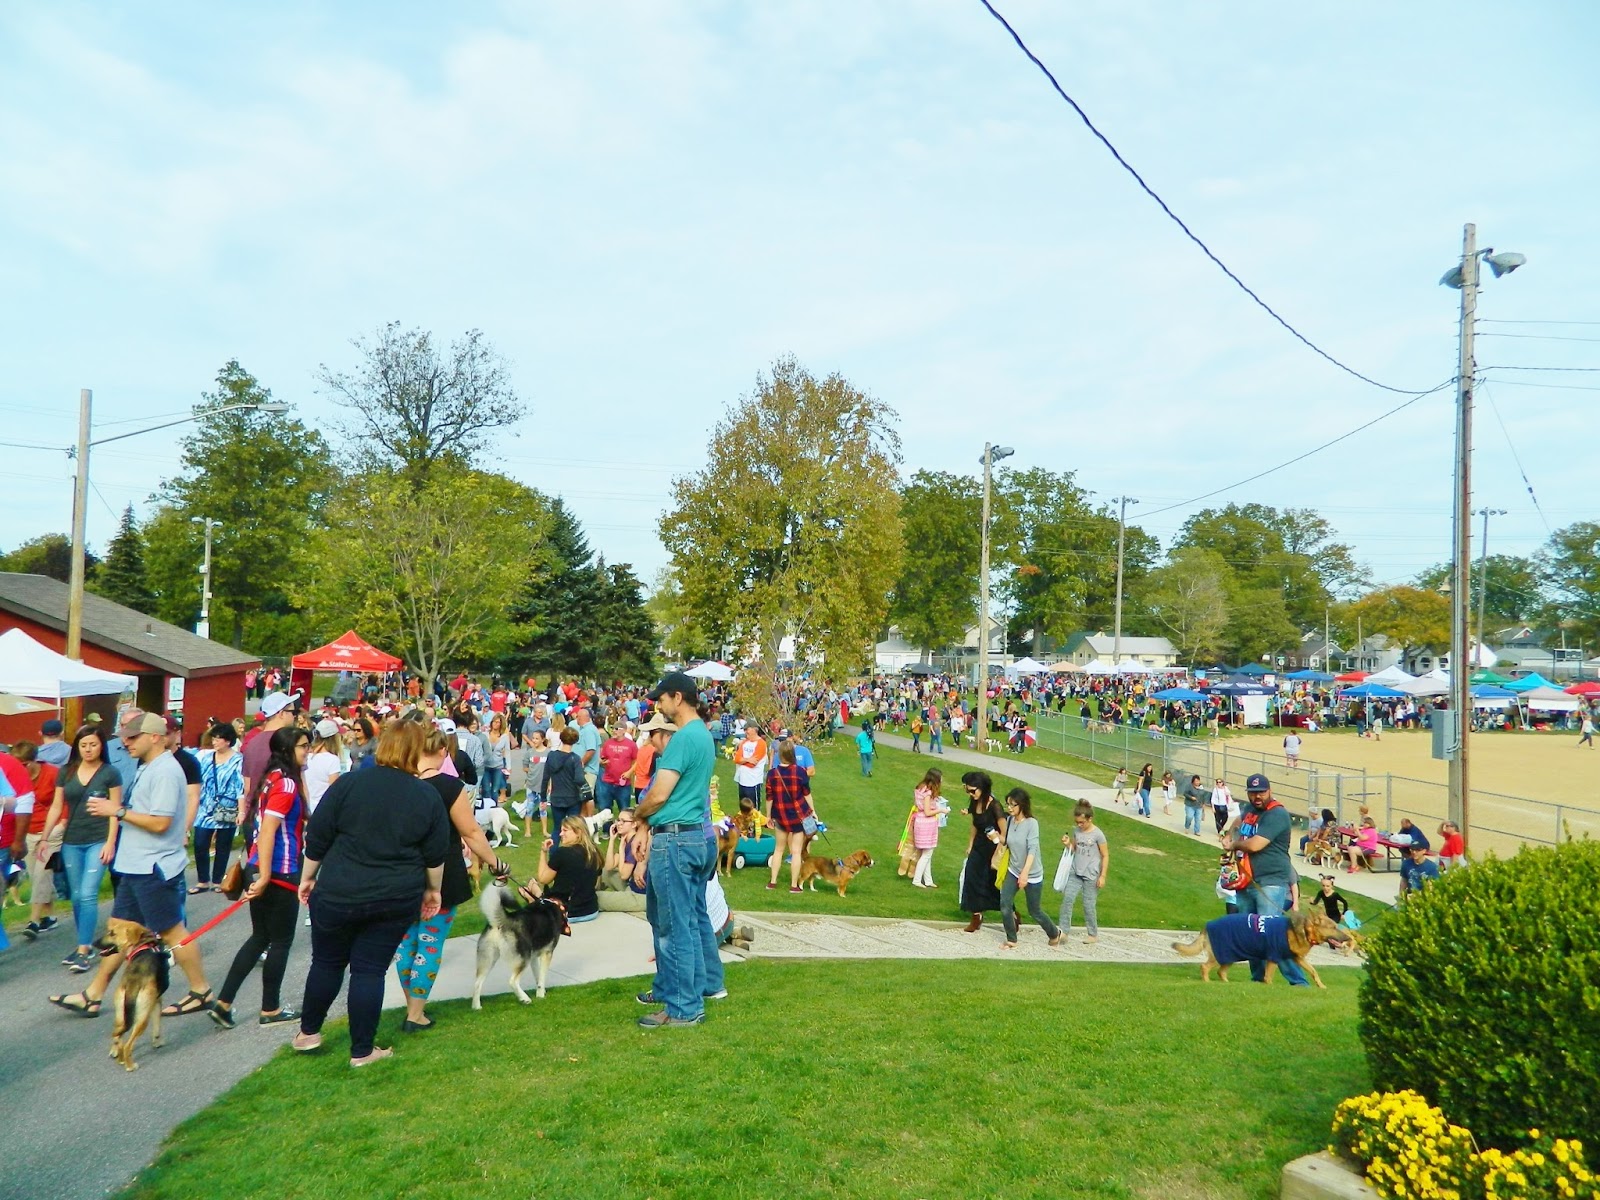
910, 773, 944, 888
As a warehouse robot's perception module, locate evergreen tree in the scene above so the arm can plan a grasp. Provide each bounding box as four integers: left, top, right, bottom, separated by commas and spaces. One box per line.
504, 500, 607, 678
588, 559, 659, 683
93, 506, 157, 614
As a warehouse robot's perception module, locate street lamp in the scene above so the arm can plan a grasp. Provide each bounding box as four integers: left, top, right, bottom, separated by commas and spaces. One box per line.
1439, 225, 1525, 853
190, 517, 223, 639
976, 443, 1015, 749
64, 391, 289, 720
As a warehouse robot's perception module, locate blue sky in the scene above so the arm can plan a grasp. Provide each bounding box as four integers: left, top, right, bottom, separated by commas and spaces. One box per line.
3, 1, 1596, 598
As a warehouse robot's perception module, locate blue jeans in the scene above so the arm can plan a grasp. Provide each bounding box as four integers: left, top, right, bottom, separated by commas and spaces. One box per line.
596, 780, 631, 812
644, 827, 724, 1020
860, 753, 873, 776
0, 850, 9, 951
481, 766, 507, 800
60, 841, 109, 947
1137, 788, 1151, 817
1235, 882, 1309, 986
929, 732, 943, 754
1184, 803, 1204, 834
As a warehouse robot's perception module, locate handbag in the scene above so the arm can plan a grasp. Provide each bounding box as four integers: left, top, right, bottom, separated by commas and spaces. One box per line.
801, 814, 819, 837
219, 858, 253, 901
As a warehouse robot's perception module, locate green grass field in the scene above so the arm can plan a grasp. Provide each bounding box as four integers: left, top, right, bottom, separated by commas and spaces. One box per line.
122, 958, 1367, 1200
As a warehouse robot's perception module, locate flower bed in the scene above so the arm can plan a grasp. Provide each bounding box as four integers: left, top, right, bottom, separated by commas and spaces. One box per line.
1331, 1090, 1598, 1199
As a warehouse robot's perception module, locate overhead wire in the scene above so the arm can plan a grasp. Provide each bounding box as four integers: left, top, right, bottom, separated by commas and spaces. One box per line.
977, 0, 1436, 397
1476, 379, 1554, 535
1477, 332, 1600, 344
1478, 319, 1600, 326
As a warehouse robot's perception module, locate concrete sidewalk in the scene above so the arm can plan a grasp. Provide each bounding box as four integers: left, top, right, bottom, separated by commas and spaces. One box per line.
875, 732, 1402, 906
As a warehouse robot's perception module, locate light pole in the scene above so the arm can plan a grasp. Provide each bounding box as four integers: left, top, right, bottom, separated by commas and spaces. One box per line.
64, 392, 289, 722
1110, 496, 1138, 667
977, 443, 1014, 749
1440, 225, 1525, 852
191, 517, 222, 639
1474, 506, 1506, 668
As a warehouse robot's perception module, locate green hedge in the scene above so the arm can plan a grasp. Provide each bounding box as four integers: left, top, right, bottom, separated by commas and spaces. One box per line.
1357, 839, 1600, 1149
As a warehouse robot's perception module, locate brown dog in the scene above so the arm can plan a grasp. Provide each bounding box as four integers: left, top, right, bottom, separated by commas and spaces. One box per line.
1171, 909, 1340, 988
99, 917, 170, 1070
718, 806, 762, 877
797, 850, 874, 896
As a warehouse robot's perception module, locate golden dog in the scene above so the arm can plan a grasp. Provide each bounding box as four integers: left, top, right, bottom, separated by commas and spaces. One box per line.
99, 917, 170, 1070
1171, 909, 1340, 988
797, 850, 874, 896
718, 806, 762, 877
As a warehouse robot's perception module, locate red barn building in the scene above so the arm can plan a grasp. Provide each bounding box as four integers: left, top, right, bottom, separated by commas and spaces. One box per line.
0, 572, 259, 746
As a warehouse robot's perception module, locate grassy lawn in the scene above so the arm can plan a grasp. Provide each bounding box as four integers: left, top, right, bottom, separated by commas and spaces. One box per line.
459, 740, 1387, 938
123, 958, 1366, 1200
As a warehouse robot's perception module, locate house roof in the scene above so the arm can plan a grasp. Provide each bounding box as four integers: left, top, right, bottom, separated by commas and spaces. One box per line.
0, 573, 259, 679
1066, 633, 1177, 656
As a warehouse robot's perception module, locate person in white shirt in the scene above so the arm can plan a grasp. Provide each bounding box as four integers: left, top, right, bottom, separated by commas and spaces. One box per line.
1210, 779, 1234, 834
304, 720, 344, 813
1282, 731, 1303, 769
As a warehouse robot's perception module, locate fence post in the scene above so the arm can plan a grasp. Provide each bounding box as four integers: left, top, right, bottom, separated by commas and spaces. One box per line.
1335, 775, 1343, 824
1385, 775, 1393, 832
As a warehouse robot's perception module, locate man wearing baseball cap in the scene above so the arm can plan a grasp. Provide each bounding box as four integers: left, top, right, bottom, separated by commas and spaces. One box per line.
632, 671, 724, 1028
51, 710, 213, 1018
241, 691, 300, 827
1222, 773, 1308, 986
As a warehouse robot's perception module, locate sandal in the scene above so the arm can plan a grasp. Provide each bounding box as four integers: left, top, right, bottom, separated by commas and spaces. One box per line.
49, 992, 101, 1017
188, 884, 208, 895
162, 989, 213, 1017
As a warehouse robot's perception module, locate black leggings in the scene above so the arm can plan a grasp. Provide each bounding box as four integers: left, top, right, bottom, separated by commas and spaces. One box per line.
299, 896, 415, 1058
218, 880, 299, 1012
192, 826, 236, 885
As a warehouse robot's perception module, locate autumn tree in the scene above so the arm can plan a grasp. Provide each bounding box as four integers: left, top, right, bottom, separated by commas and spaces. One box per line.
91, 506, 156, 614
1346, 585, 1451, 663
1143, 547, 1228, 663
304, 469, 549, 680
659, 357, 903, 685
150, 361, 332, 649
888, 470, 981, 657
317, 322, 523, 481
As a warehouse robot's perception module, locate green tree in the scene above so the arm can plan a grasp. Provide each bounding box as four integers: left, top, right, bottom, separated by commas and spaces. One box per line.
1143, 547, 1229, 663
645, 566, 716, 664
1415, 554, 1543, 631
588, 559, 659, 683
151, 361, 332, 648
304, 469, 549, 680
1537, 522, 1600, 645
888, 470, 981, 657
317, 322, 524, 482
0, 534, 95, 583
1346, 585, 1451, 662
1225, 587, 1301, 664
504, 499, 602, 679
660, 357, 903, 681
91, 505, 156, 614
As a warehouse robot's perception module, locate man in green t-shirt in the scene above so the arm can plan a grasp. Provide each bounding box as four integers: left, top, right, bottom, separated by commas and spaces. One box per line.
633, 671, 724, 1027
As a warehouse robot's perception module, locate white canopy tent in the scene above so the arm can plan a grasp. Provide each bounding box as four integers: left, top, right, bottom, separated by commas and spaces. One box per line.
1082, 659, 1117, 675
0, 628, 136, 703
1366, 664, 1418, 688
685, 660, 734, 682
1399, 674, 1451, 698
1009, 656, 1050, 675
1114, 659, 1154, 675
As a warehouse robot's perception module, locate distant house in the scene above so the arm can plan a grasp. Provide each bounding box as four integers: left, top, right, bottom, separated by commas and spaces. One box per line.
1290, 631, 1342, 671
1059, 632, 1179, 669
1339, 634, 1404, 675
875, 617, 1007, 675
0, 572, 259, 746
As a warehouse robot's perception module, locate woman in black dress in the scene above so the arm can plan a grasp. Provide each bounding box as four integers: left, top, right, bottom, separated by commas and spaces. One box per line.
959, 770, 1006, 932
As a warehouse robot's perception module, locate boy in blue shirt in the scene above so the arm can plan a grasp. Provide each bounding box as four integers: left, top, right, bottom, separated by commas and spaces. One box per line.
854, 722, 875, 777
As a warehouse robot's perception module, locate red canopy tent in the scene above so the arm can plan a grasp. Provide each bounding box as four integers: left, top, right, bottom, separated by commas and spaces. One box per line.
1566, 681, 1600, 696
289, 631, 404, 708
1334, 670, 1369, 684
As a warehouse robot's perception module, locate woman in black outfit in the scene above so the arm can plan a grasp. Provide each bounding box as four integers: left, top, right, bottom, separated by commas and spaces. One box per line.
958, 770, 1007, 933
540, 726, 587, 832
294, 720, 450, 1067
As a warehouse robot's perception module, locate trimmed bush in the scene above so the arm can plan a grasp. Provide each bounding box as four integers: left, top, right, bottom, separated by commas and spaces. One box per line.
1357, 839, 1600, 1150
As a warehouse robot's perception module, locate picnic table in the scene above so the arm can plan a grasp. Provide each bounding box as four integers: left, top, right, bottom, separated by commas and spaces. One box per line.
1333, 825, 1412, 872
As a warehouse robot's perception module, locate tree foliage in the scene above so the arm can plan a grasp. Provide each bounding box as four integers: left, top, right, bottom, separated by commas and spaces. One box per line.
587, 560, 659, 684
304, 469, 549, 681
317, 322, 523, 481
645, 566, 716, 664
1143, 547, 1229, 663
889, 470, 981, 656
1346, 585, 1451, 660
1416, 554, 1544, 630
90, 506, 156, 614
660, 357, 903, 674
152, 361, 332, 648
0, 534, 94, 583
1535, 521, 1600, 645
503, 500, 599, 679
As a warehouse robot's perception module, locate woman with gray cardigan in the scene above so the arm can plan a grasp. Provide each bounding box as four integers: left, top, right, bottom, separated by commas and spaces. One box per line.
1000, 788, 1063, 949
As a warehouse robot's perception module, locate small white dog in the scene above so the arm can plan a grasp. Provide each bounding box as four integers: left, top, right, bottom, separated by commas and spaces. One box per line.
479, 805, 516, 848
582, 808, 614, 838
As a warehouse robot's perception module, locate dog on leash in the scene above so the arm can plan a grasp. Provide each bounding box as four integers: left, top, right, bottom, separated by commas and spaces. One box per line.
718, 804, 762, 876
1171, 910, 1339, 988
97, 917, 171, 1070
797, 850, 875, 896
471, 885, 567, 1008
479, 805, 516, 848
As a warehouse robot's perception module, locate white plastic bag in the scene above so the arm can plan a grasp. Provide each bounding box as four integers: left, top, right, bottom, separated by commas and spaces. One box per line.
1052, 847, 1071, 892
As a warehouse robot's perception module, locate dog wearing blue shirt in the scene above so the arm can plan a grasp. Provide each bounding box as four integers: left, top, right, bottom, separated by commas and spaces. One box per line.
1172, 909, 1337, 987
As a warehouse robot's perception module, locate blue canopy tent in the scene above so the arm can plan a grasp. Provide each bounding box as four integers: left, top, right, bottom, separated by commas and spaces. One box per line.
1505, 673, 1555, 693
1337, 683, 1408, 699
1235, 663, 1270, 677
1285, 669, 1336, 682
1210, 682, 1274, 696
1151, 687, 1209, 702
1470, 684, 1516, 700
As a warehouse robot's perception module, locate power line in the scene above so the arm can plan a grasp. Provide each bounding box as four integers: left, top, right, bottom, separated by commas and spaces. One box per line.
1480, 364, 1600, 373
1136, 379, 1456, 519
1477, 332, 1600, 344
1483, 379, 1600, 393
1478, 381, 1553, 535
977, 0, 1435, 397
1479, 319, 1600, 326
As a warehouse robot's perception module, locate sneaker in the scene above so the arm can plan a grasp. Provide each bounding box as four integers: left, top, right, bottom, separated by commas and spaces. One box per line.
635, 990, 658, 1005
704, 988, 728, 1001
637, 1010, 705, 1029
61, 949, 82, 966
1083, 935, 1099, 944
259, 1008, 300, 1026
67, 950, 96, 973
37, 916, 59, 935
209, 1005, 238, 1030
21, 922, 41, 941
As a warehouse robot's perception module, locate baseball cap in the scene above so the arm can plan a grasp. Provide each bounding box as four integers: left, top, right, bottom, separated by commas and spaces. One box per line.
41, 719, 64, 736
314, 718, 341, 739
116, 709, 146, 738
1245, 773, 1271, 793
260, 691, 298, 719
646, 671, 699, 704
435, 718, 458, 735
164, 714, 182, 733
122, 712, 168, 738
638, 711, 675, 733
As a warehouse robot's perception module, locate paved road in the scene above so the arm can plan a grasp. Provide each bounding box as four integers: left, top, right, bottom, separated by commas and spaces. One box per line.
0, 885, 325, 1199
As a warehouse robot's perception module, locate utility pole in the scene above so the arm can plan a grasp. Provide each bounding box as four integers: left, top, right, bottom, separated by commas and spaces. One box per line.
192, 517, 221, 639
63, 389, 92, 732
1474, 507, 1505, 667
1111, 496, 1137, 667
1447, 223, 1478, 849
1324, 606, 1331, 672
976, 443, 1014, 749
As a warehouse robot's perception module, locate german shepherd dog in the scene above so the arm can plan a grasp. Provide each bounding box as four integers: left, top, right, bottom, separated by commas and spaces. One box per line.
98, 917, 171, 1070
1171, 909, 1340, 988
471, 885, 566, 1009
796, 850, 875, 896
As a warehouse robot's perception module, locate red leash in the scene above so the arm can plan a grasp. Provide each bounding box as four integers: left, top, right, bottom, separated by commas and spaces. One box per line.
178, 880, 299, 947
